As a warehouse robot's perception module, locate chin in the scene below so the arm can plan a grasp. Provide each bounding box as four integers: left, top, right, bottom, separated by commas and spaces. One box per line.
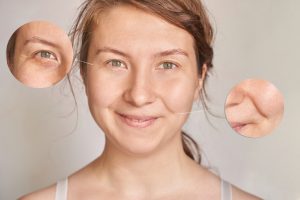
108, 132, 166, 157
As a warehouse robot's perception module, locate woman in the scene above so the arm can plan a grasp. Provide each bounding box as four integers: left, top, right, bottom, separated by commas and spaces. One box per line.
21, 0, 260, 199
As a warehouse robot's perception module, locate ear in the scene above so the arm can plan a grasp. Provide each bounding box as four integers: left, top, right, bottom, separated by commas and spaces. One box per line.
193, 64, 207, 101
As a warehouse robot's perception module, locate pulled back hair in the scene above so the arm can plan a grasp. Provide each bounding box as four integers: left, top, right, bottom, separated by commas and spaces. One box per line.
69, 0, 214, 164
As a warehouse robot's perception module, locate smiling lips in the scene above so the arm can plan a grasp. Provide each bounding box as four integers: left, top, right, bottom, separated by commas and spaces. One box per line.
117, 113, 158, 128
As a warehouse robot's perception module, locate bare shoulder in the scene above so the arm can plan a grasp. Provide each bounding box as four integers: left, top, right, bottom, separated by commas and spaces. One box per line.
191, 162, 262, 200
18, 184, 56, 200
232, 185, 262, 200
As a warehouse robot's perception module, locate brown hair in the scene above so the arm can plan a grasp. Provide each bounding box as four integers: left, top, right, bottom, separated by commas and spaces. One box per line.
6, 30, 18, 70
69, 0, 214, 164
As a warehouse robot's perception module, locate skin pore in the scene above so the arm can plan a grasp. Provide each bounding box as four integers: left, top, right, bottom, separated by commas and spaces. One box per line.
20, 5, 260, 200
225, 79, 284, 138
8, 21, 73, 88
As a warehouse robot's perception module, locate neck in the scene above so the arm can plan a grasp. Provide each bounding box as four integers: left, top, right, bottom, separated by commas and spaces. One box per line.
90, 132, 197, 197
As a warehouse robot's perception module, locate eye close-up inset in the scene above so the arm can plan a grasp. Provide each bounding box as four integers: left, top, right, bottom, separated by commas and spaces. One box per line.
6, 21, 73, 88
225, 79, 284, 138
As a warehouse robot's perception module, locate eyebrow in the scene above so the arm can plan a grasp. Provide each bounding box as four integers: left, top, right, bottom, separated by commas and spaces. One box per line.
156, 49, 189, 58
95, 47, 189, 59
23, 36, 60, 49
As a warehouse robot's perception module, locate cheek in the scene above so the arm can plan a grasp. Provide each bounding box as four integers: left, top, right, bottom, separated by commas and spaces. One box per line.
86, 72, 118, 108
85, 67, 129, 119
251, 84, 284, 118
157, 77, 196, 113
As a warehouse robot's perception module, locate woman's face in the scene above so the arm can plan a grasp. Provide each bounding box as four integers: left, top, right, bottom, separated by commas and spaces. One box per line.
9, 21, 73, 88
225, 79, 284, 138
85, 5, 204, 155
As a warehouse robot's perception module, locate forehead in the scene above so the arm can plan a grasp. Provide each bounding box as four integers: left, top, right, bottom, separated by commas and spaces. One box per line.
17, 22, 68, 46
90, 5, 196, 55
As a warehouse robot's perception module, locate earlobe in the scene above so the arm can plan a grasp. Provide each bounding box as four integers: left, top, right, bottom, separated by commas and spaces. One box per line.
193, 64, 207, 101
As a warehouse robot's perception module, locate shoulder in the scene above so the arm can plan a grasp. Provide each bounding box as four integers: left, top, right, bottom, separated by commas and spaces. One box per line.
18, 184, 56, 200
232, 184, 262, 200
191, 163, 261, 200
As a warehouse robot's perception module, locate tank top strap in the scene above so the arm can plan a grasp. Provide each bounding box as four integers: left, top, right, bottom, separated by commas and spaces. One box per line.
221, 179, 232, 200
55, 178, 68, 200
54, 177, 231, 200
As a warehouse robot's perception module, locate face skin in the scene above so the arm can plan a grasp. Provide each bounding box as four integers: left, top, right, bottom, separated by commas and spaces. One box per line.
225, 79, 284, 138
85, 5, 205, 156
8, 21, 73, 88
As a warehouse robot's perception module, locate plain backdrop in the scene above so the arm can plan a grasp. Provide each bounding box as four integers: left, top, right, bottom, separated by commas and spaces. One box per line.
1, 0, 300, 199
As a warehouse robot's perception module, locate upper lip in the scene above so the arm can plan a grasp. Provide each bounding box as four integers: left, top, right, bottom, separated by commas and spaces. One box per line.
118, 113, 159, 121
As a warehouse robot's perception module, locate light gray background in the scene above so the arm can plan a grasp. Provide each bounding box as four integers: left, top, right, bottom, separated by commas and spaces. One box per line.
0, 0, 299, 200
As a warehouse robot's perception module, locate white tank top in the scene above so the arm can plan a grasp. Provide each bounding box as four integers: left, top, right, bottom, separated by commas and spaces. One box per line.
55, 178, 232, 200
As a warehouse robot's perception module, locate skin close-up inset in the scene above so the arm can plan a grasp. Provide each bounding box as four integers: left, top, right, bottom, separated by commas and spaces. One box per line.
225, 79, 284, 138
6, 21, 73, 88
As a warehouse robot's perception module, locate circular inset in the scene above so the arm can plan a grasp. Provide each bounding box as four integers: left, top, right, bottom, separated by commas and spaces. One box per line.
225, 79, 284, 138
6, 21, 73, 88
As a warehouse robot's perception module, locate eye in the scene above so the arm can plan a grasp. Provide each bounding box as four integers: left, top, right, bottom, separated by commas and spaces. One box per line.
107, 59, 126, 68
35, 50, 58, 61
158, 62, 178, 70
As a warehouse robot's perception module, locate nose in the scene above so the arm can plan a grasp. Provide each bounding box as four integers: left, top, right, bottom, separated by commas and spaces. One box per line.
123, 70, 156, 107
226, 86, 246, 108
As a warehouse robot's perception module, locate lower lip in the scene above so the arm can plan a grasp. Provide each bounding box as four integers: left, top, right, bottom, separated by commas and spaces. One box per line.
231, 123, 246, 132
117, 114, 157, 128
